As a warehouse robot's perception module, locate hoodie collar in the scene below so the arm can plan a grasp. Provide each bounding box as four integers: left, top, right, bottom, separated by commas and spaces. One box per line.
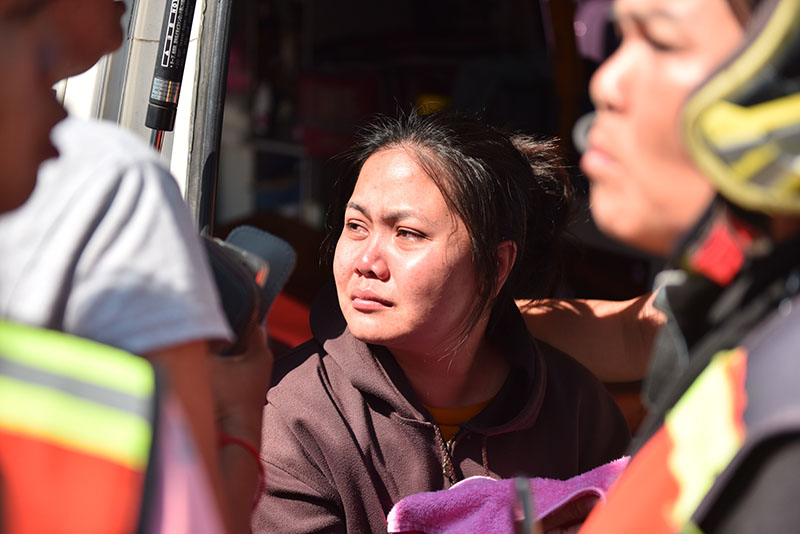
309, 280, 546, 434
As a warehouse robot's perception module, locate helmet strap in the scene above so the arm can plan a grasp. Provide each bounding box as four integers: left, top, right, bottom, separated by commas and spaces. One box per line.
672, 196, 772, 286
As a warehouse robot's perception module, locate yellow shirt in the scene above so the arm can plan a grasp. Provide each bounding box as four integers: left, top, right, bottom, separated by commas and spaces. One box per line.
424, 399, 492, 441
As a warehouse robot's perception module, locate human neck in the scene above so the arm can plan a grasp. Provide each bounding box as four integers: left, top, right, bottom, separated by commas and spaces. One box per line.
390, 324, 510, 409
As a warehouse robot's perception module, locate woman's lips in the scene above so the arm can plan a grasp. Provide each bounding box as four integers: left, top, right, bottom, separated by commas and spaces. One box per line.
580, 120, 622, 181
351, 290, 392, 312
580, 138, 620, 181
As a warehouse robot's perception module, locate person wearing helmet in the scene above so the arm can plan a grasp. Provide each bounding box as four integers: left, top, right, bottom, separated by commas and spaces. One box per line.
573, 0, 800, 532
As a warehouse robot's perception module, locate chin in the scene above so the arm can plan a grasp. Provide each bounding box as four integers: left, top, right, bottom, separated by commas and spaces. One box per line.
590, 201, 627, 240
603, 219, 675, 256
1, 176, 36, 214
346, 320, 390, 344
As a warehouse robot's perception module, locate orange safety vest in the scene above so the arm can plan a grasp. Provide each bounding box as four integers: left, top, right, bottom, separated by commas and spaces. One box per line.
581, 348, 747, 534
0, 321, 158, 533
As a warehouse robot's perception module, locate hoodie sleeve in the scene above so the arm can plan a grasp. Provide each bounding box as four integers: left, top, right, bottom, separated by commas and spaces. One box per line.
538, 341, 632, 474
575, 369, 632, 474
253, 402, 346, 534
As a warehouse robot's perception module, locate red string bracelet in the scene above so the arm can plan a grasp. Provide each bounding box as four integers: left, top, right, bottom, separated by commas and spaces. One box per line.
219, 432, 266, 510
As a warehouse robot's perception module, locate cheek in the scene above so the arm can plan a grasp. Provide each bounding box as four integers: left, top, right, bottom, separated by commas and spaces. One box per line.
619, 52, 707, 175
390, 253, 456, 321
633, 83, 684, 160
412, 253, 476, 315
332, 239, 352, 285
633, 58, 715, 167
59, 2, 123, 56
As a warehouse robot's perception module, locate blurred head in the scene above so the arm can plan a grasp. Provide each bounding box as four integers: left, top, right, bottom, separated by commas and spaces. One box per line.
38, 0, 126, 82
0, 0, 67, 213
682, 0, 800, 218
582, 0, 750, 255
328, 112, 572, 355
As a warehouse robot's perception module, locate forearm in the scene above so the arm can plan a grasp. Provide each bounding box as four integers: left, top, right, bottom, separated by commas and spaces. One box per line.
145, 341, 233, 532
518, 293, 663, 383
145, 325, 271, 532
211, 325, 273, 533
220, 434, 264, 534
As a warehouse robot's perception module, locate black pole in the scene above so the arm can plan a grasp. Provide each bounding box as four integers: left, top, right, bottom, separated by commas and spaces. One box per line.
146, 0, 198, 152
186, 0, 234, 232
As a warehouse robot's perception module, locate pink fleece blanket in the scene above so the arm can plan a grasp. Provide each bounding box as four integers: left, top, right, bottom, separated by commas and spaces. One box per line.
386, 457, 629, 534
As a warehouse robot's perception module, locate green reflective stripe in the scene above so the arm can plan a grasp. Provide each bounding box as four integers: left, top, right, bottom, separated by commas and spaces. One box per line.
0, 375, 152, 469
665, 349, 745, 528
681, 522, 704, 534
0, 321, 153, 398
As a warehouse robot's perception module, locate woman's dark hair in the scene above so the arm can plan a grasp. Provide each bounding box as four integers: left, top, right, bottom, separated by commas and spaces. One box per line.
324, 111, 574, 338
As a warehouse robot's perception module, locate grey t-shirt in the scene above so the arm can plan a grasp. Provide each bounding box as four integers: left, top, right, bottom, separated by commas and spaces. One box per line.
0, 117, 232, 354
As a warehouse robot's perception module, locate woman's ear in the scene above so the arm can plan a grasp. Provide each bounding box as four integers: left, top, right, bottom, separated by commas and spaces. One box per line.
495, 240, 517, 296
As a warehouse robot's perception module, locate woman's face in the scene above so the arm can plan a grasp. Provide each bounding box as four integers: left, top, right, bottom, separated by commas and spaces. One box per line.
333, 148, 479, 356
581, 0, 744, 255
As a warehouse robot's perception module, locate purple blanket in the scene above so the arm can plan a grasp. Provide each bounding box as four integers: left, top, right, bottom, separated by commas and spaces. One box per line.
387, 457, 629, 534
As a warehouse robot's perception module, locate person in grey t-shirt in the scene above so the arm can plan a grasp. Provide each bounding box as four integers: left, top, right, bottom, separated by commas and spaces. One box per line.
0, 0, 273, 531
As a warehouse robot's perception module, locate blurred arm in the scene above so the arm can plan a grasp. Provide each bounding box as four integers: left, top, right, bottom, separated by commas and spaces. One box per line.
517, 292, 664, 383
146, 328, 272, 534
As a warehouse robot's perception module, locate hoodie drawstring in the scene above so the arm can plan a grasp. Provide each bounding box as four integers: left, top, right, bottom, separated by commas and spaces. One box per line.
433, 425, 457, 485
481, 434, 490, 477
434, 426, 492, 485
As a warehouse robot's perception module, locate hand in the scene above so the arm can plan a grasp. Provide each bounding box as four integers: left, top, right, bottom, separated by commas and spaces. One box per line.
540, 495, 598, 534
209, 324, 273, 445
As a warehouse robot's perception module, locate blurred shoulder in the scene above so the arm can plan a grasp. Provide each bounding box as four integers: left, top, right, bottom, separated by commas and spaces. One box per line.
537, 338, 603, 385
40, 117, 182, 207
51, 117, 160, 166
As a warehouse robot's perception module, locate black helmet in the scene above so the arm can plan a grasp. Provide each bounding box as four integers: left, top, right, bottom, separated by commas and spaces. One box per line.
683, 0, 800, 214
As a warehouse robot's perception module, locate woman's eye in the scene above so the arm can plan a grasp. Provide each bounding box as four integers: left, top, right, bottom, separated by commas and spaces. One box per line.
646, 36, 675, 52
640, 24, 681, 53
397, 229, 423, 241
345, 221, 367, 235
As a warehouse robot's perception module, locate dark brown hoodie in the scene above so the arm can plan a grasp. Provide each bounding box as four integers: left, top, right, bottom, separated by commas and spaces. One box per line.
253, 285, 630, 533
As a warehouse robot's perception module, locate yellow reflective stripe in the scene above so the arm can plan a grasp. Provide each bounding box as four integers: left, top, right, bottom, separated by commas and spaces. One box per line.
700, 94, 800, 150
730, 143, 779, 183
773, 164, 800, 194
0, 321, 153, 399
665, 349, 745, 527
0, 375, 152, 469
682, 0, 800, 214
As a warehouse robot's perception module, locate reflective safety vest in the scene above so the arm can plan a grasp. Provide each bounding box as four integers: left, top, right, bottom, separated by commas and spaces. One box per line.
0, 320, 158, 533
581, 347, 747, 534
582, 297, 800, 534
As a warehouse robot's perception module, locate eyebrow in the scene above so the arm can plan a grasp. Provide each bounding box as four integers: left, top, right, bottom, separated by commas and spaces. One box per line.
346, 202, 432, 226
610, 6, 683, 26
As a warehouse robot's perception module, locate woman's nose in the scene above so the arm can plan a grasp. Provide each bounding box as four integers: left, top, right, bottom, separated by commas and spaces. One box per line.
355, 238, 389, 280
589, 44, 630, 114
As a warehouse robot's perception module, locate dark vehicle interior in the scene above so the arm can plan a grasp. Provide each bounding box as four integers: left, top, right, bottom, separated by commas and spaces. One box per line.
204, 0, 656, 432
